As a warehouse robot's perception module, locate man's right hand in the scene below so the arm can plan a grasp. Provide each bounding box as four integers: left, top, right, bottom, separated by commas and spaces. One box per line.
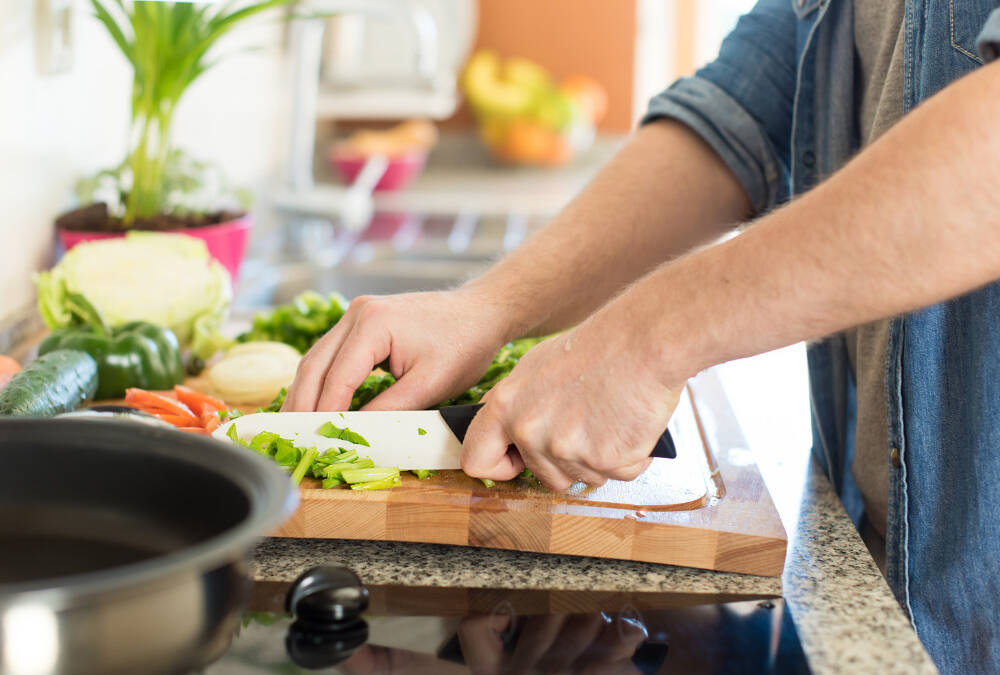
282, 289, 509, 412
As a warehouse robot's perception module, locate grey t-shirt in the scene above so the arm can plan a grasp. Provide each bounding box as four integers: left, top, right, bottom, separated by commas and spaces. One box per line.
845, 0, 906, 542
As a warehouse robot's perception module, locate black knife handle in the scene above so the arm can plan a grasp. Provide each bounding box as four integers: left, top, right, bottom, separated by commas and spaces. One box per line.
438, 403, 676, 459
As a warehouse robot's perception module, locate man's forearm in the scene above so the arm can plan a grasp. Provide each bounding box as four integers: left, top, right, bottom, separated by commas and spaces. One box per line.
462, 120, 752, 343
615, 61, 1000, 384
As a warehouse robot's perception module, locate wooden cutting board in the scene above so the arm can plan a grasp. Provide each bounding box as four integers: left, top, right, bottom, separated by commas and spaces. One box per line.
260, 386, 786, 577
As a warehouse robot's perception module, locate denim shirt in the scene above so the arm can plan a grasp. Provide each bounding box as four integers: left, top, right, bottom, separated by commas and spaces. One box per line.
643, 2, 1000, 672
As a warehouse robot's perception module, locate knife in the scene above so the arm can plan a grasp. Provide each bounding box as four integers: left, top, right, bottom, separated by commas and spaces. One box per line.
213, 403, 675, 470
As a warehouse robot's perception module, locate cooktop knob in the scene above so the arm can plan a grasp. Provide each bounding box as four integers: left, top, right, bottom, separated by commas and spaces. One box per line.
285, 565, 370, 628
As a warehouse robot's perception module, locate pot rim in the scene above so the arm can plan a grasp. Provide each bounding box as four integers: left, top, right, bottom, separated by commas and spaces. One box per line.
0, 418, 297, 608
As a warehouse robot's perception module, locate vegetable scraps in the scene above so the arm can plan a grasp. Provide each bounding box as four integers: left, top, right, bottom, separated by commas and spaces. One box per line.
35, 232, 232, 361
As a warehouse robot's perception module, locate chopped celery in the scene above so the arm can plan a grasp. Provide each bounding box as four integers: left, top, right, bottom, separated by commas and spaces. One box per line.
321, 477, 343, 489
350, 475, 402, 490
290, 448, 319, 486
322, 458, 375, 480
341, 467, 399, 484
412, 469, 436, 480
480, 478, 496, 488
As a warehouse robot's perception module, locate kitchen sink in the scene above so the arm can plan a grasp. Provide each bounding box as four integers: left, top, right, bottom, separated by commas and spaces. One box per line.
236, 211, 535, 308
236, 258, 489, 307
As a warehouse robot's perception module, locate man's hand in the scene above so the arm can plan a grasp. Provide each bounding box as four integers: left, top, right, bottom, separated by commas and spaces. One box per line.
457, 612, 647, 675
460, 303, 684, 491
282, 289, 508, 412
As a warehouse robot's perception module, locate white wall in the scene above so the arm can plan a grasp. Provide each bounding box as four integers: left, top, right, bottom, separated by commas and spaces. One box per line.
0, 0, 288, 323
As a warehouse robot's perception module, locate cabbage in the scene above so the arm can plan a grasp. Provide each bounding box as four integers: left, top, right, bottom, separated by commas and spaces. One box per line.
36, 232, 232, 359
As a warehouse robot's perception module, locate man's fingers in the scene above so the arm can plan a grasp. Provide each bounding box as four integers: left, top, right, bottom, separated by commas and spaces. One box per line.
462, 408, 522, 480
520, 451, 577, 492
282, 316, 355, 411
315, 322, 390, 411
602, 456, 654, 482
361, 368, 441, 412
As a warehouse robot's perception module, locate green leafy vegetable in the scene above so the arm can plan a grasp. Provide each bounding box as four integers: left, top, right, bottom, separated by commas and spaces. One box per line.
258, 388, 287, 413
237, 291, 347, 353
351, 372, 396, 410
249, 431, 280, 456
316, 421, 370, 447
272, 438, 301, 468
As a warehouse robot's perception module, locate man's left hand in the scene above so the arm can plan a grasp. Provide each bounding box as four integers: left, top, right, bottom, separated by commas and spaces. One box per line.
460, 309, 684, 491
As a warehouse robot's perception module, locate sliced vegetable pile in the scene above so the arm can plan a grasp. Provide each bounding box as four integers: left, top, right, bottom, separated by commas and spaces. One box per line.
225, 422, 423, 490
124, 385, 228, 434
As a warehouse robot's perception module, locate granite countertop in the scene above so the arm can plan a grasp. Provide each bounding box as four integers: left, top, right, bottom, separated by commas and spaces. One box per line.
249, 367, 938, 674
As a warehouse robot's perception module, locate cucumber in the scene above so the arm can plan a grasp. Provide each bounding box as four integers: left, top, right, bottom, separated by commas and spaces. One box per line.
0, 349, 99, 416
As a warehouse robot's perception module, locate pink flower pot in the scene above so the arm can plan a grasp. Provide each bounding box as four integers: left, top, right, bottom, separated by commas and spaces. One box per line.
56, 214, 253, 285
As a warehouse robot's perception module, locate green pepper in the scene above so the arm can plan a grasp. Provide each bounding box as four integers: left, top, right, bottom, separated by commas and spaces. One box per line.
37, 293, 183, 400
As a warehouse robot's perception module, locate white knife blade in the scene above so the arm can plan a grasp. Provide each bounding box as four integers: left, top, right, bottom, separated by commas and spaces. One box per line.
213, 411, 463, 470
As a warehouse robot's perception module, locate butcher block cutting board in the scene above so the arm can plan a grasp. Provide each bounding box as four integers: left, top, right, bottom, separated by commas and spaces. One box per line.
253, 386, 787, 578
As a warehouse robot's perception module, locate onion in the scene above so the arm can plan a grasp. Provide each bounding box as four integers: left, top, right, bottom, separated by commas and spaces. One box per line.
208, 342, 301, 404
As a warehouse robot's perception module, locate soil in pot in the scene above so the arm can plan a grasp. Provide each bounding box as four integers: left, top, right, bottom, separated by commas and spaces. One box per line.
56, 202, 246, 233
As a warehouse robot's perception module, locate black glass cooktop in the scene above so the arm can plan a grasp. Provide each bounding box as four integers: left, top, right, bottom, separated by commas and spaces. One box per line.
204, 567, 810, 674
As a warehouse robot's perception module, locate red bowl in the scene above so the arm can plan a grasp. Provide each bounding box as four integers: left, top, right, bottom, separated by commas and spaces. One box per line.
56, 214, 252, 286
328, 150, 427, 191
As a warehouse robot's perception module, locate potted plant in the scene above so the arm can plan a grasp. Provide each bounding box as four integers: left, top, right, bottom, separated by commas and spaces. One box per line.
55, 0, 292, 282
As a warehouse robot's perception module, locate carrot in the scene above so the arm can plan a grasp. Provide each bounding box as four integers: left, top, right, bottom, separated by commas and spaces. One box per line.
200, 410, 223, 434
0, 355, 21, 390
151, 412, 201, 428
125, 388, 198, 425
174, 385, 228, 416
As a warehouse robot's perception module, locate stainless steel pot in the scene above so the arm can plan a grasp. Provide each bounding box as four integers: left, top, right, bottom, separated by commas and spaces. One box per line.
0, 418, 298, 675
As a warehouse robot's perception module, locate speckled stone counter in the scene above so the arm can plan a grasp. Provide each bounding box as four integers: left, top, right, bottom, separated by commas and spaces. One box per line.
249, 366, 937, 674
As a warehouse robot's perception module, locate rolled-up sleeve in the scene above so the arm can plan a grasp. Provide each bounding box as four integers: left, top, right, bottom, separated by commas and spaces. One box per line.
642, 0, 798, 215
977, 9, 1000, 61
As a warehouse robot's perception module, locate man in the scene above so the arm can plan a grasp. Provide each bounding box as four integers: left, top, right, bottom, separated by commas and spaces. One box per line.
285, 2, 1000, 671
